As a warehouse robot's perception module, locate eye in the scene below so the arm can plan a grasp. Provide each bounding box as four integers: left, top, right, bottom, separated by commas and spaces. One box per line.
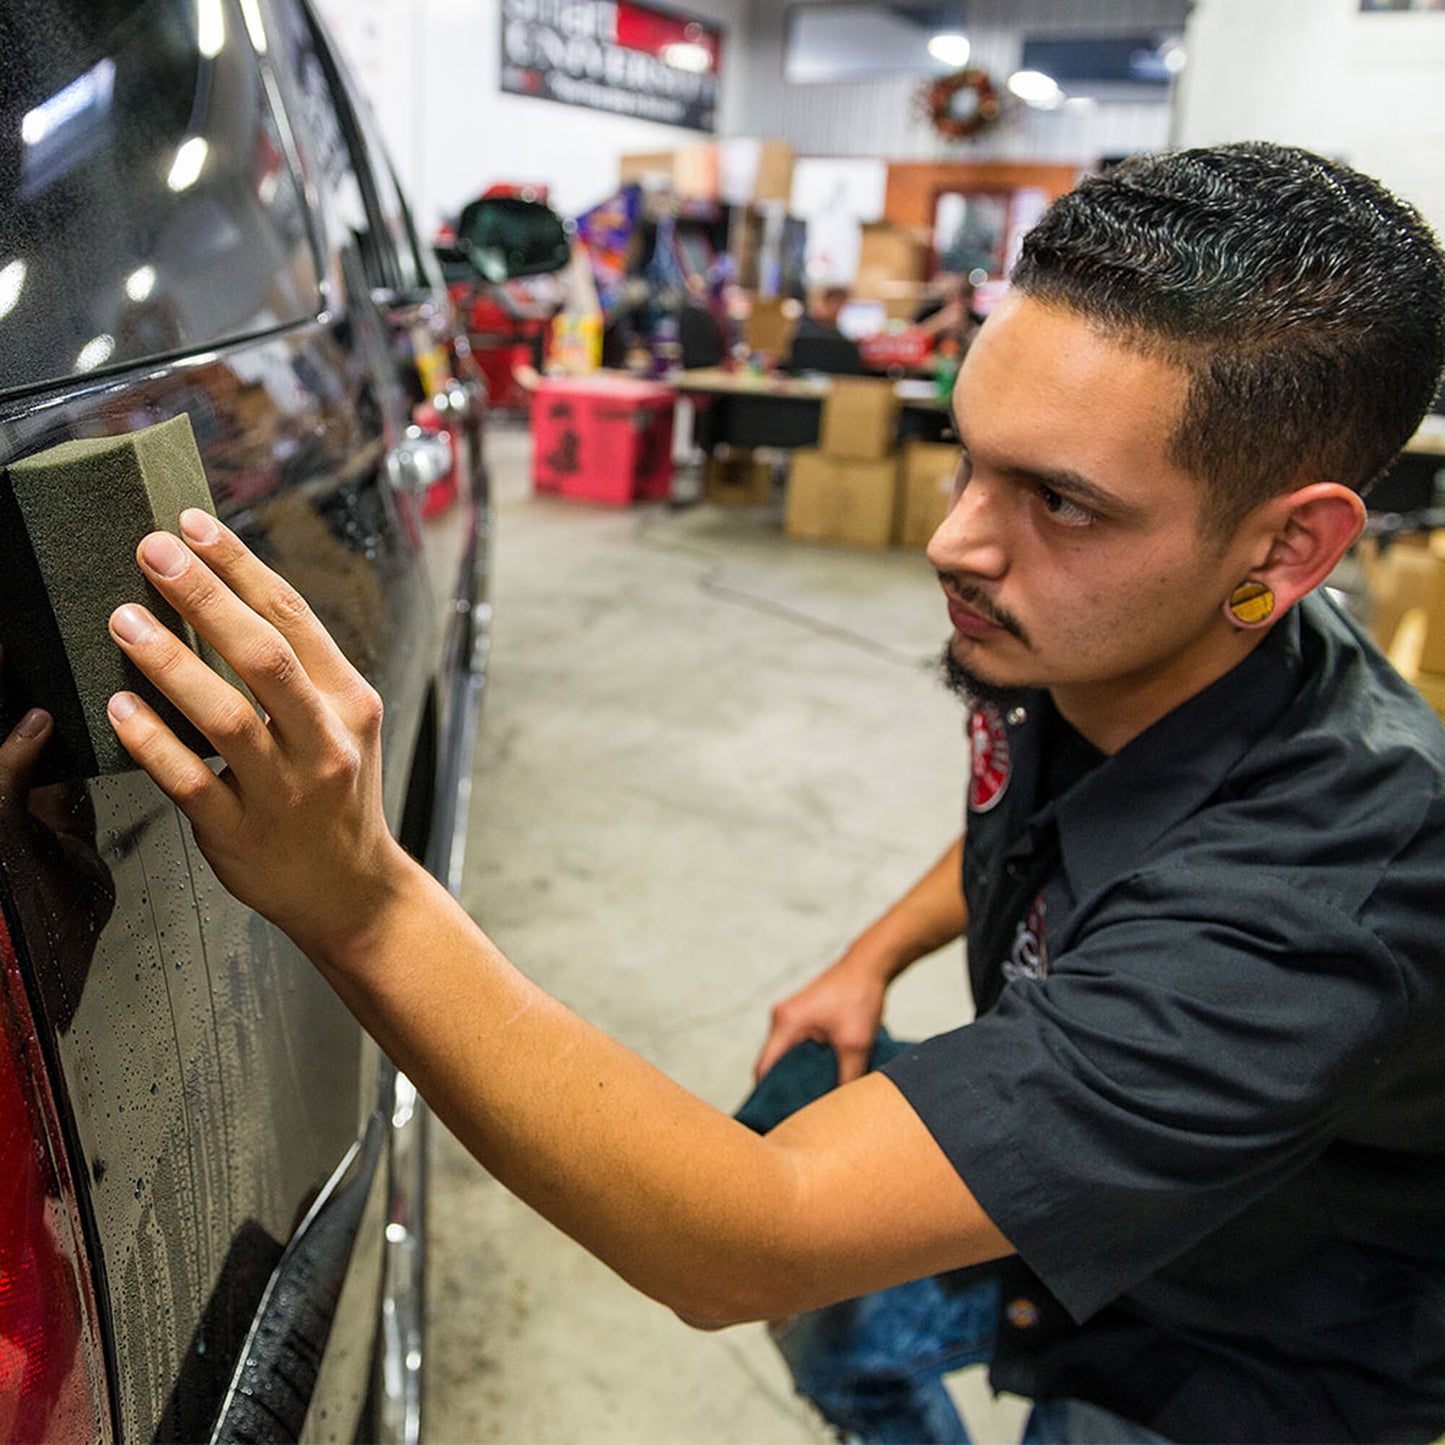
1038, 485, 1095, 528
948, 450, 973, 506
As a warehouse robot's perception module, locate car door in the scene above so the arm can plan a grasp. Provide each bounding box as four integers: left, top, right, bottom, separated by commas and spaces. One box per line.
0, 1, 470, 1438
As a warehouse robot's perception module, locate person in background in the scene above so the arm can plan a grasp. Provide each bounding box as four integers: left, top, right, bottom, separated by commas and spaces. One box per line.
793, 283, 852, 342
93, 142, 1445, 1445
914, 271, 982, 356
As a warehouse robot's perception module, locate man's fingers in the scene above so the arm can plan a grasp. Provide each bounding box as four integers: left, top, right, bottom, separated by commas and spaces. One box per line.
131, 533, 339, 747
107, 691, 243, 836
109, 602, 277, 771
754, 1025, 811, 1085
833, 1041, 871, 1086
174, 511, 365, 702
0, 709, 52, 805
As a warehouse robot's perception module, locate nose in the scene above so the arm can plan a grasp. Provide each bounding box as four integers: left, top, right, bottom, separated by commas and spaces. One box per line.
926, 476, 1007, 579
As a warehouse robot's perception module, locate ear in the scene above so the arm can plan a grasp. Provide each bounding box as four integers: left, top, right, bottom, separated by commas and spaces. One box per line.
1246, 482, 1366, 614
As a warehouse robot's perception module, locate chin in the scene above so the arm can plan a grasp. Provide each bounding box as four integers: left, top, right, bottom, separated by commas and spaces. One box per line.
938, 640, 1030, 710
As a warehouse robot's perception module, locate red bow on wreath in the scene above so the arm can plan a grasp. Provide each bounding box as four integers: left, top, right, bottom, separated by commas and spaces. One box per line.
919, 67, 1002, 141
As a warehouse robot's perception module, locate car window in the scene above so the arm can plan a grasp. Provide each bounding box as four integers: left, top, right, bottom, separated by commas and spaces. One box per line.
0, 0, 321, 397
275, 2, 418, 298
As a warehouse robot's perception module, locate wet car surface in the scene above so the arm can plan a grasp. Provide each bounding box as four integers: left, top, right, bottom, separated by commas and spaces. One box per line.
0, 1, 488, 1439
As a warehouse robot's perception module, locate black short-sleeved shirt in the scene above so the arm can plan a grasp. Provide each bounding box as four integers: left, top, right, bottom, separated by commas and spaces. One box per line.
883, 593, 1445, 1443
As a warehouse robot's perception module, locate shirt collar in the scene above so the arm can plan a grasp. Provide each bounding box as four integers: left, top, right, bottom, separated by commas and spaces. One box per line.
1046, 602, 1306, 903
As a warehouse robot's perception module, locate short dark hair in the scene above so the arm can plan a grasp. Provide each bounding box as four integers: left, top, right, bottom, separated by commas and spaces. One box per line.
1012, 142, 1445, 535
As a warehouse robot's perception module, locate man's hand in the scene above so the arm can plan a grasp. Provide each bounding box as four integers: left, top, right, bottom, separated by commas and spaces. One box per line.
754, 953, 888, 1086
756, 837, 969, 1086
106, 510, 418, 960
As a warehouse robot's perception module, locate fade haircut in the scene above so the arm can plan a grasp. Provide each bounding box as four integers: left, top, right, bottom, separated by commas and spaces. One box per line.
1011, 142, 1445, 538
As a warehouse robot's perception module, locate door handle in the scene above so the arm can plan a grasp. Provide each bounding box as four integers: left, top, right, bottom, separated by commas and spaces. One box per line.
386, 426, 453, 495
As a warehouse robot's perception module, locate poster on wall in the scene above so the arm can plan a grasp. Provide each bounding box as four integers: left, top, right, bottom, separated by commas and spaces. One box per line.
500, 1, 724, 133
1359, 0, 1445, 10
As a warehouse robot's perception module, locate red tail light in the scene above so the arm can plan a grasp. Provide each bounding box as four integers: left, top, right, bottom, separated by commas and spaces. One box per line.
0, 912, 109, 1442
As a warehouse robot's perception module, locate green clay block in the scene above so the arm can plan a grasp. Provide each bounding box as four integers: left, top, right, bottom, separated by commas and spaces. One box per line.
0, 414, 222, 780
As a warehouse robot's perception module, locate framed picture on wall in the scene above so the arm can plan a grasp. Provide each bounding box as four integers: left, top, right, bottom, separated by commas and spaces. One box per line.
1359, 0, 1445, 11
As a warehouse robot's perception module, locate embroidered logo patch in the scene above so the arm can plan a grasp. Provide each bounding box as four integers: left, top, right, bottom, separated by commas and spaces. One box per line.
968, 702, 1011, 813
1003, 890, 1048, 984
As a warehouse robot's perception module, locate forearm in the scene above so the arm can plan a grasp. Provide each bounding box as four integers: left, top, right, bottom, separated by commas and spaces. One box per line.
310, 856, 840, 1323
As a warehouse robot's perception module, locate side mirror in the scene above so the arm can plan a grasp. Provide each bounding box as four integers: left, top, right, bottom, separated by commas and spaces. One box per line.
433, 244, 477, 285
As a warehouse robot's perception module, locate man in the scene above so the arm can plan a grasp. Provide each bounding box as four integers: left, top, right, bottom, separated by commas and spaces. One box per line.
794, 283, 853, 342
93, 143, 1445, 1443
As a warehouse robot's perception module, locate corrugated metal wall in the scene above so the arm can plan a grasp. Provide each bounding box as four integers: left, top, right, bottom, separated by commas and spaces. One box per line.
740, 0, 1188, 163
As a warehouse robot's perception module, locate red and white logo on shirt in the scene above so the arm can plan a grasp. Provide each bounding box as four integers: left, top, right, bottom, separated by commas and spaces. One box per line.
969, 702, 1011, 813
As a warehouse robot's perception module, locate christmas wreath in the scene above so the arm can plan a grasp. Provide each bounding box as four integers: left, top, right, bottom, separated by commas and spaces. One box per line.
920, 67, 1002, 141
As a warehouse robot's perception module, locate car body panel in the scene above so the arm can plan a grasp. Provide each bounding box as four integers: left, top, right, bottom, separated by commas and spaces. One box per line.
0, 0, 487, 1438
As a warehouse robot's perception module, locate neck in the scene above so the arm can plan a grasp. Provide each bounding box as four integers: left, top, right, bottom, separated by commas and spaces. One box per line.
1049, 624, 1271, 755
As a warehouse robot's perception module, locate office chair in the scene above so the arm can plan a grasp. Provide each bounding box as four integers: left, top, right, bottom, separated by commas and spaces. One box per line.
787, 332, 866, 375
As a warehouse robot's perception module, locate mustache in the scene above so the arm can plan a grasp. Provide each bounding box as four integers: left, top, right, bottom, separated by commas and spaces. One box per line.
935, 574, 1029, 646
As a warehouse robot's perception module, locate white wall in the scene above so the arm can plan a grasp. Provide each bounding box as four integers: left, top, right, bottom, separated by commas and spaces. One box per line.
316, 0, 750, 229
738, 0, 1185, 165
1174, 0, 1445, 238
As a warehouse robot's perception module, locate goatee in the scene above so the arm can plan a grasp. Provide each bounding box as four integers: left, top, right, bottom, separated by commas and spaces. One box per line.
937, 641, 1029, 711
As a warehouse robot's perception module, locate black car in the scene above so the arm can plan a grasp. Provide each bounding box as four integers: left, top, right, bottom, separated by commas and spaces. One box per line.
0, 0, 488, 1439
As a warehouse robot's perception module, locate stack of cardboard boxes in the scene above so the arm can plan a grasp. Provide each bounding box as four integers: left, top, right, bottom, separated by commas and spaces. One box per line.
896, 439, 960, 549
785, 380, 899, 548
783, 381, 958, 550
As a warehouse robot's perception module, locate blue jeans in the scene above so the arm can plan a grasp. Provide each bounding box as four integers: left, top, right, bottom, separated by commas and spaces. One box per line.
736, 1039, 1171, 1444
768, 1273, 999, 1443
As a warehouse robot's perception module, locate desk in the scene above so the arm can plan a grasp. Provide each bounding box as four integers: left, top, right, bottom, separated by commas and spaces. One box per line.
674, 368, 950, 452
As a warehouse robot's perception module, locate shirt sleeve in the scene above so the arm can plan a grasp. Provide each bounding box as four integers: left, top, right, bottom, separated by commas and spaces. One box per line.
881, 866, 1410, 1322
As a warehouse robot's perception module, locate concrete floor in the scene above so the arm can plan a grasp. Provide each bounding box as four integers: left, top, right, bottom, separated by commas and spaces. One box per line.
423, 425, 1029, 1443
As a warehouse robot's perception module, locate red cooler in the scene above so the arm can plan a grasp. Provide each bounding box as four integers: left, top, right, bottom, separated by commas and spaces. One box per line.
531, 375, 676, 504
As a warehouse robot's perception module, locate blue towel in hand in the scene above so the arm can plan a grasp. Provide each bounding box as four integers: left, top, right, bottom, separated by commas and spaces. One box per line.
734, 1028, 910, 1134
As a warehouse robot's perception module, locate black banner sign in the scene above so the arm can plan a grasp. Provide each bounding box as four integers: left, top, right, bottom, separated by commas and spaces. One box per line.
500, 1, 723, 133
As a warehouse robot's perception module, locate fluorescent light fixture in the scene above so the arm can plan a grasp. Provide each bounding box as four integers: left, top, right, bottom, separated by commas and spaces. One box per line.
21, 59, 116, 148
167, 136, 209, 191
239, 0, 268, 51
662, 41, 712, 72
0, 260, 27, 321
125, 265, 157, 302
75, 334, 116, 372
928, 33, 971, 67
197, 0, 226, 57
1008, 69, 1063, 107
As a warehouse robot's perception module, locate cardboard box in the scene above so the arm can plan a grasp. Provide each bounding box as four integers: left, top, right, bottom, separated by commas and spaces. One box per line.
854, 222, 929, 301
785, 449, 899, 550
618, 144, 718, 200
820, 378, 899, 461
704, 448, 774, 506
743, 297, 798, 358
897, 441, 959, 547
618, 152, 674, 187
720, 138, 795, 205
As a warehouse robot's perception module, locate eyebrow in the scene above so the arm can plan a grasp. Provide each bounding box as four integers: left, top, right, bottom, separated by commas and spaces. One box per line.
949, 403, 1149, 525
